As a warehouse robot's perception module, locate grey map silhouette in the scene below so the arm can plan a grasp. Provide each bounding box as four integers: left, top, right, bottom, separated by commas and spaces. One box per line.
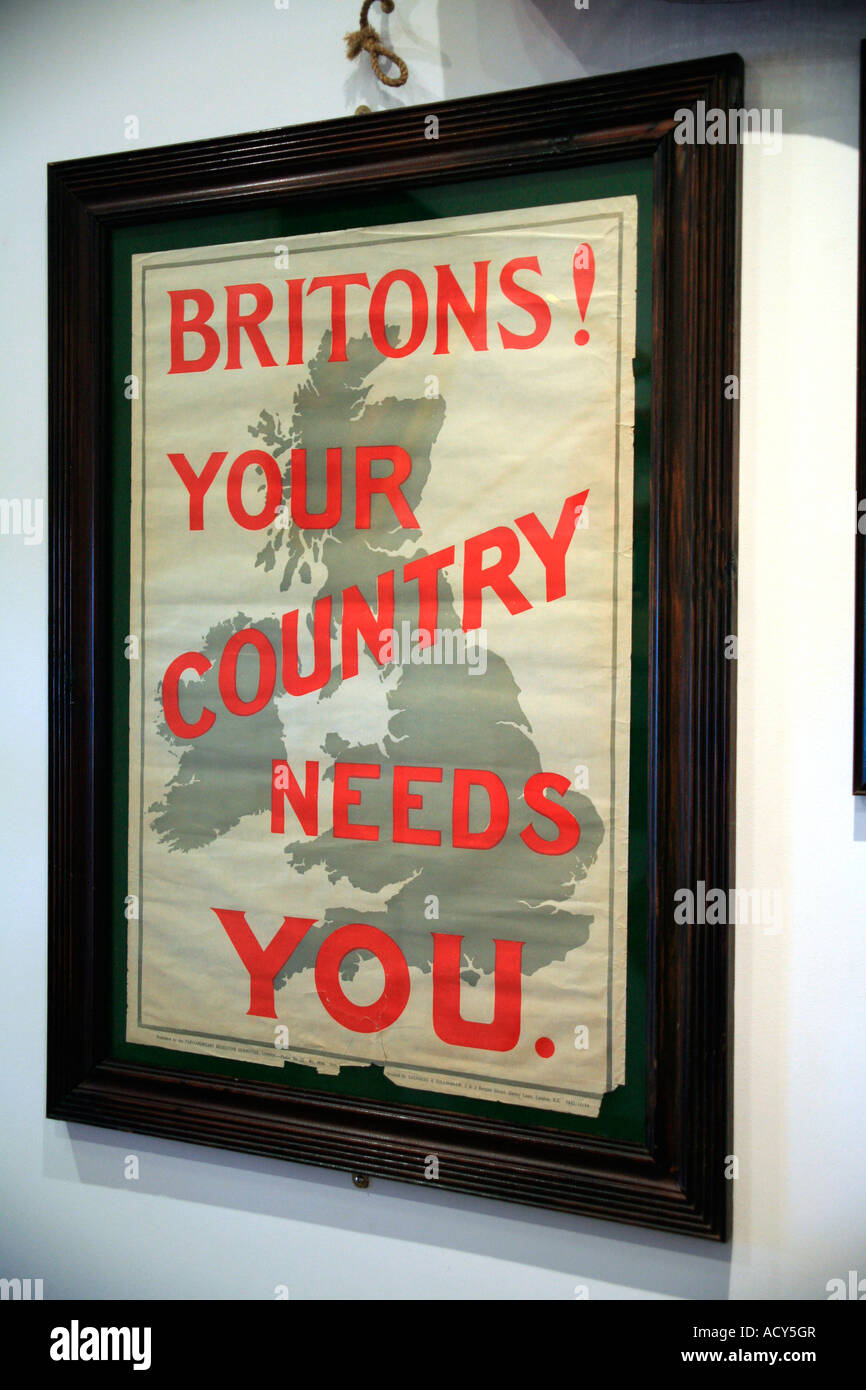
150, 330, 605, 989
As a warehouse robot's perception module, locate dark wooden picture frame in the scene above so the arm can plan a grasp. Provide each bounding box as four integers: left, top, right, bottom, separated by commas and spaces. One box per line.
855, 39, 866, 796
48, 54, 741, 1240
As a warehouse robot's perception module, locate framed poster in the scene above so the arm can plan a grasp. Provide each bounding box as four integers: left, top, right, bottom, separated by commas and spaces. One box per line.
48, 54, 741, 1239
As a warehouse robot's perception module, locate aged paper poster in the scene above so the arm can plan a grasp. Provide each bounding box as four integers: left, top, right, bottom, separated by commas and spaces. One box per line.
125, 196, 637, 1117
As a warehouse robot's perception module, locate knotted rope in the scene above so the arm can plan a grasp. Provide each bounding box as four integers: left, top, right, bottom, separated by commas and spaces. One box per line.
345, 0, 408, 88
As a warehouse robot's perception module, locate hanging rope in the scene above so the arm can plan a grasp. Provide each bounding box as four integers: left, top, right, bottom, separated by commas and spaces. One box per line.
345, 0, 409, 89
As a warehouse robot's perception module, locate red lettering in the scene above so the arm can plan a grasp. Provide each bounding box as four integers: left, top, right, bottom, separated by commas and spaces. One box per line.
341, 570, 395, 678
393, 765, 442, 846
226, 450, 283, 530
271, 759, 319, 836
281, 598, 332, 696
162, 652, 215, 740
225, 283, 278, 370
286, 277, 305, 365
369, 269, 428, 358
516, 490, 589, 602
333, 762, 380, 841
314, 924, 410, 1032
168, 289, 220, 373
307, 273, 370, 362
403, 546, 455, 646
498, 257, 551, 350
452, 768, 509, 849
218, 628, 276, 717
434, 261, 489, 355
520, 772, 581, 855
290, 447, 342, 529
355, 446, 419, 530
431, 933, 523, 1051
213, 908, 314, 1018
462, 525, 532, 631
167, 450, 226, 530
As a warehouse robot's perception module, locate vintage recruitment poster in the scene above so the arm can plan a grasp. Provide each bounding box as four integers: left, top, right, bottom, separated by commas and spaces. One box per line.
125, 195, 637, 1117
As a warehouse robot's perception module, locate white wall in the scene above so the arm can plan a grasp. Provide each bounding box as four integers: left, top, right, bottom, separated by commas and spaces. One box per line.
1, 0, 864, 1300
